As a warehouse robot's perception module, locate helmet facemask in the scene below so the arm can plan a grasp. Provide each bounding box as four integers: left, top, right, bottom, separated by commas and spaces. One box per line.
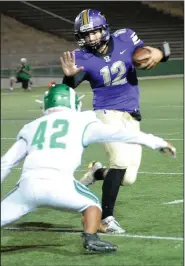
75, 26, 109, 50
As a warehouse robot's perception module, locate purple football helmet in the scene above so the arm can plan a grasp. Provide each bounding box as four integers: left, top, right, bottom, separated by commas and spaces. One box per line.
74, 9, 110, 49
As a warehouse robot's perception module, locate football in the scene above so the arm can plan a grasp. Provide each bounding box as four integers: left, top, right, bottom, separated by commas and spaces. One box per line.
132, 47, 151, 67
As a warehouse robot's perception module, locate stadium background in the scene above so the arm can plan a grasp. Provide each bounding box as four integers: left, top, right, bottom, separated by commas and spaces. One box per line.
1, 2, 184, 266
1, 1, 184, 85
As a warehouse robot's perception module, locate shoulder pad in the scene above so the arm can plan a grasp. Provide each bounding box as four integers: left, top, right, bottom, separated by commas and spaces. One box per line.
112, 28, 134, 42
113, 28, 127, 37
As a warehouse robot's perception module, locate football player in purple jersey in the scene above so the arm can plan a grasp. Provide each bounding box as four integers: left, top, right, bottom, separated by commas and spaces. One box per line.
60, 9, 170, 234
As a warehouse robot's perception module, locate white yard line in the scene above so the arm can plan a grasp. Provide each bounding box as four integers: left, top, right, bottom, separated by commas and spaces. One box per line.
157, 132, 182, 136
138, 74, 183, 80
147, 105, 183, 108
138, 172, 183, 175
167, 139, 183, 141
164, 199, 184, 205
144, 118, 183, 121
1, 138, 16, 140
101, 233, 183, 241
4, 226, 183, 241
9, 168, 183, 175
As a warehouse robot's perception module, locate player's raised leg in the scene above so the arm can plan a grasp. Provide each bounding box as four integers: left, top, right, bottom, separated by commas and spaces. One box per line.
80, 110, 142, 234
81, 162, 126, 234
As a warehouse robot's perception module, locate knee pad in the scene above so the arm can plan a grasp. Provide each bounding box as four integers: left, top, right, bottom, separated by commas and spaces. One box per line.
121, 165, 139, 186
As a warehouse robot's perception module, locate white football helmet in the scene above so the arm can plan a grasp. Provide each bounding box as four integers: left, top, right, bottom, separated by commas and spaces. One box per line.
20, 58, 27, 64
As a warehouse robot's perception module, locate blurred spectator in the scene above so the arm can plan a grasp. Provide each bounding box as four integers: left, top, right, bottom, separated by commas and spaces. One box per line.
9, 58, 32, 91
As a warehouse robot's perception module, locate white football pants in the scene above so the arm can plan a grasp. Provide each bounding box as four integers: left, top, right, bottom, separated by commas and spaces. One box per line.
95, 110, 142, 185
1, 169, 101, 227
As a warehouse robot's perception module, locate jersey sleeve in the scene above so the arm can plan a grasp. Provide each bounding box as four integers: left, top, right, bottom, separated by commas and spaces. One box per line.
63, 71, 86, 89
127, 28, 144, 49
80, 111, 99, 147
16, 125, 28, 143
114, 28, 144, 54
1, 124, 29, 183
83, 120, 168, 150
1, 139, 27, 183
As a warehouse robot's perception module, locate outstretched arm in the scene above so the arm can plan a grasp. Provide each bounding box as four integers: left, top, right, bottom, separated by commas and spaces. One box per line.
83, 120, 176, 157
1, 139, 27, 183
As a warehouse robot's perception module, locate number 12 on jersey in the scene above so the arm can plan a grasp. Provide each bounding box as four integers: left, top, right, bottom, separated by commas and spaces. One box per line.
31, 119, 69, 150
100, 61, 127, 86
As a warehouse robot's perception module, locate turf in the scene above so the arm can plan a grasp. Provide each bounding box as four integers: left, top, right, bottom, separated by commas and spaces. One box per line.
1, 77, 184, 266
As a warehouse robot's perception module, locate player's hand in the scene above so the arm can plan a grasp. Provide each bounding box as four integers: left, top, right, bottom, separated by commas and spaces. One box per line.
137, 46, 163, 70
159, 142, 176, 159
60, 51, 84, 76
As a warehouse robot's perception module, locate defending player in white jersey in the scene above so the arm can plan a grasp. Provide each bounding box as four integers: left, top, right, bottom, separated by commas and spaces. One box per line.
1, 83, 176, 253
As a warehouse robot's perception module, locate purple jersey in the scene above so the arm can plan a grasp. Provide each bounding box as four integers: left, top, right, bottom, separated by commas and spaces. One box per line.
74, 28, 144, 113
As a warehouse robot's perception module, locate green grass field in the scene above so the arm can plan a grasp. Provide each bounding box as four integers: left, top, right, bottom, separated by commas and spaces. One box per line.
1, 77, 184, 266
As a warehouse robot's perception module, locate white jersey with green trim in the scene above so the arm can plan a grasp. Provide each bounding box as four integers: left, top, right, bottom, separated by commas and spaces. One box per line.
18, 110, 97, 175
1, 109, 170, 183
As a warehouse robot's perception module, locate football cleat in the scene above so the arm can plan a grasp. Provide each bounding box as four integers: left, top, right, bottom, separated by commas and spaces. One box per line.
79, 161, 103, 186
100, 216, 126, 234
81, 232, 117, 253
